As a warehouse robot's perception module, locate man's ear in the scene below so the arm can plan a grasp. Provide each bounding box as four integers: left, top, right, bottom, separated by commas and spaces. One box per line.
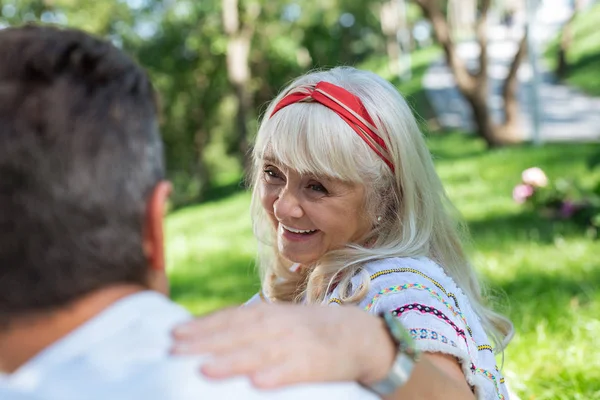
143, 181, 172, 295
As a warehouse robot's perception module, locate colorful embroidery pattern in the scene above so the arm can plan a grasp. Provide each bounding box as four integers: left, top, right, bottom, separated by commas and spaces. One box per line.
477, 344, 493, 353
409, 327, 457, 347
471, 364, 505, 400
328, 298, 342, 305
370, 267, 462, 311
364, 283, 474, 340
393, 303, 468, 348
368, 268, 473, 337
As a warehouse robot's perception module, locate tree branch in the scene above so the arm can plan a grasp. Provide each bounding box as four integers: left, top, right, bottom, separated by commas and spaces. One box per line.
222, 0, 240, 35
501, 31, 528, 124
241, 2, 261, 39
414, 0, 476, 95
475, 0, 491, 80
480, 0, 491, 17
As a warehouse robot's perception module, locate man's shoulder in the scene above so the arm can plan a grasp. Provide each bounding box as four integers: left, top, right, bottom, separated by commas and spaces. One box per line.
125, 356, 378, 400
0, 386, 45, 400
41, 355, 377, 400
22, 292, 376, 400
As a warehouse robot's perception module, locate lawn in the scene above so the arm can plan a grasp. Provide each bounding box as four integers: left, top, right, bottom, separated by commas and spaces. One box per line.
545, 2, 600, 96
166, 47, 600, 399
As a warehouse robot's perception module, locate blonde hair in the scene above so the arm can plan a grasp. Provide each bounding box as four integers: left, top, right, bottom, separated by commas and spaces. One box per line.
249, 67, 513, 352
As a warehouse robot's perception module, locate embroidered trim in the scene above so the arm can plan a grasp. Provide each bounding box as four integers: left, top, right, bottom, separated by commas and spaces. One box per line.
477, 344, 493, 353
328, 298, 342, 305
393, 303, 468, 349
364, 283, 474, 339
368, 267, 472, 336
471, 364, 505, 400
409, 327, 457, 347
406, 328, 505, 400
370, 267, 462, 310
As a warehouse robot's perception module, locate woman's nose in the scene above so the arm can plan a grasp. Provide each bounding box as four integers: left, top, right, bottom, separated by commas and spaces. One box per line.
273, 187, 304, 220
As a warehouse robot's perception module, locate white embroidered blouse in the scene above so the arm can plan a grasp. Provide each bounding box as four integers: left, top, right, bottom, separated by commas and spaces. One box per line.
247, 256, 510, 400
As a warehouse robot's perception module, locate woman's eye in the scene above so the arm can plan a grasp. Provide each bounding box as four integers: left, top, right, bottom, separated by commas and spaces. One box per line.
263, 167, 282, 182
308, 183, 328, 194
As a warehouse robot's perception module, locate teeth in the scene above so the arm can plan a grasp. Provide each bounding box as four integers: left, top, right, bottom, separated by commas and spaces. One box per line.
282, 225, 316, 234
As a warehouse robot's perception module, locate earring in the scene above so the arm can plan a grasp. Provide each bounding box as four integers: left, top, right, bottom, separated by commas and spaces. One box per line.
377, 216, 382, 222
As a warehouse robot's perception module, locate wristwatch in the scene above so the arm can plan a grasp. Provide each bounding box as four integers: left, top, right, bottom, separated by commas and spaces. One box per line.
367, 311, 421, 396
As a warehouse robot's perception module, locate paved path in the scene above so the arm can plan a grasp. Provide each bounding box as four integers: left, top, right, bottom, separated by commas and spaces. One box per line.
423, 23, 600, 142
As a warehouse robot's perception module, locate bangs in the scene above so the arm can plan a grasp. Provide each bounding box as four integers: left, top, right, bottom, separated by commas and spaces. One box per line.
255, 102, 373, 182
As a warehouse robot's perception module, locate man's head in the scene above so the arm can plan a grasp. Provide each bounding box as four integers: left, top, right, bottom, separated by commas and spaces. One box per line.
0, 25, 170, 326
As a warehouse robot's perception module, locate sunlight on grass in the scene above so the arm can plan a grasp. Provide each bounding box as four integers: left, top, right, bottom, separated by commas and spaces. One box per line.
166, 192, 258, 315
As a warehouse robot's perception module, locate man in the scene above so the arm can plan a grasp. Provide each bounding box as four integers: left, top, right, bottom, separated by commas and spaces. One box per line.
0, 25, 376, 400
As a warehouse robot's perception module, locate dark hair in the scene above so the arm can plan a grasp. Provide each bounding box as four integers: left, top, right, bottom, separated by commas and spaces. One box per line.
0, 25, 164, 323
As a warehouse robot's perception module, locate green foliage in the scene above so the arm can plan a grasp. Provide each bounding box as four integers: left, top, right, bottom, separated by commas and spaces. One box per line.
545, 2, 600, 96
0, 0, 393, 206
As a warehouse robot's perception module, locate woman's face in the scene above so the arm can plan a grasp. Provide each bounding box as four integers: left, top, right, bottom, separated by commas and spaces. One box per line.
259, 158, 371, 265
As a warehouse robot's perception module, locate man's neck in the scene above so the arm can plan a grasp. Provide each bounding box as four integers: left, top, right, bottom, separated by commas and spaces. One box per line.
0, 285, 144, 374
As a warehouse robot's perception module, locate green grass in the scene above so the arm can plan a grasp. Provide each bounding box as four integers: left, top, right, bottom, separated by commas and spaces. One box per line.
166, 192, 258, 314
166, 47, 600, 399
545, 2, 600, 96
428, 134, 600, 399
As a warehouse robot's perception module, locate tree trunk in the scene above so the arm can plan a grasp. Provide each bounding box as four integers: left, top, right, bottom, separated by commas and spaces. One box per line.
415, 0, 527, 147
557, 0, 581, 78
417, 0, 476, 94
380, 0, 401, 77
499, 32, 528, 143
222, 0, 259, 171
465, 89, 500, 147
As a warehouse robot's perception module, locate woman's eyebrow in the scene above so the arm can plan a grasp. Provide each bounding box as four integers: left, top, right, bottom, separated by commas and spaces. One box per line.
261, 156, 279, 164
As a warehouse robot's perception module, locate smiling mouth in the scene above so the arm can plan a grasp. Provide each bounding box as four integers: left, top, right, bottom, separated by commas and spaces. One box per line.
281, 224, 318, 235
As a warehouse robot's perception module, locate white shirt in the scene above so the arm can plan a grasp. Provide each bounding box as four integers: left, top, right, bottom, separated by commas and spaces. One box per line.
250, 257, 510, 400
0, 291, 377, 400
327, 257, 510, 400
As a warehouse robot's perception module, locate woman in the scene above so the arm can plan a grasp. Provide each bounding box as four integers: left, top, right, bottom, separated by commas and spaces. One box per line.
172, 67, 513, 400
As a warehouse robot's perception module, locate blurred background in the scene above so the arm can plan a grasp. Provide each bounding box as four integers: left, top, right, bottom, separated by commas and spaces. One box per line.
2, 0, 600, 398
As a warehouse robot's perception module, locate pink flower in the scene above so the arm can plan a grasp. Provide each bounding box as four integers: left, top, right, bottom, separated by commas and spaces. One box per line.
513, 184, 534, 204
522, 167, 548, 188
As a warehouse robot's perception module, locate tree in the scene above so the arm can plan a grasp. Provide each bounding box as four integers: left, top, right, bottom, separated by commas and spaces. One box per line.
222, 0, 260, 170
0, 0, 390, 204
556, 0, 582, 78
380, 0, 403, 77
414, 0, 528, 147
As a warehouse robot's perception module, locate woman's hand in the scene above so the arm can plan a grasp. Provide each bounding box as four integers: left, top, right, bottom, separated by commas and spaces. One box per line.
171, 303, 395, 389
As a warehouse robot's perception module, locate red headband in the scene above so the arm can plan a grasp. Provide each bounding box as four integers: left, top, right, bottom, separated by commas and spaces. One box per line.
269, 81, 394, 171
